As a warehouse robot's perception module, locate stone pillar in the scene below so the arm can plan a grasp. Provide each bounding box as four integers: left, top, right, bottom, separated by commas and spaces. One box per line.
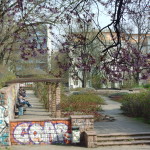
48, 84, 52, 114
70, 115, 94, 145
55, 83, 61, 118
70, 115, 94, 132
84, 131, 97, 148
48, 82, 61, 118
51, 84, 56, 118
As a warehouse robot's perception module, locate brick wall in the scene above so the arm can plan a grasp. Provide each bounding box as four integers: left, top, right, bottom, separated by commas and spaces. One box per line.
0, 84, 19, 146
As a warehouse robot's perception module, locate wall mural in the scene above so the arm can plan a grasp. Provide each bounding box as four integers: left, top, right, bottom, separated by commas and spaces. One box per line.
0, 101, 9, 145
10, 121, 71, 145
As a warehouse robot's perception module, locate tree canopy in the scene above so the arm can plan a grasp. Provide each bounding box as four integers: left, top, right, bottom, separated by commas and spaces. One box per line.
0, 0, 149, 85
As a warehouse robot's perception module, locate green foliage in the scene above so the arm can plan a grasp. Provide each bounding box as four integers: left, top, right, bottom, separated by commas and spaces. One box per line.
121, 92, 150, 120
109, 92, 129, 102
109, 92, 129, 97
61, 93, 104, 121
121, 79, 138, 89
91, 75, 102, 89
71, 87, 96, 93
34, 82, 49, 109
34, 82, 104, 121
70, 87, 83, 91
0, 65, 16, 88
143, 84, 150, 89
51, 52, 69, 81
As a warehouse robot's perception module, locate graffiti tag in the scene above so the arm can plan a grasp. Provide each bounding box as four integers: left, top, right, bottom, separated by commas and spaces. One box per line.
13, 121, 71, 144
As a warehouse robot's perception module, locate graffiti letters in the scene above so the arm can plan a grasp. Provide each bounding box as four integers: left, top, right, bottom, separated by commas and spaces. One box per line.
12, 121, 71, 144
0, 104, 9, 146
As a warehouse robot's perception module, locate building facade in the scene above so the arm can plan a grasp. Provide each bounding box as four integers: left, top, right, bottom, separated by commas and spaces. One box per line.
68, 31, 150, 89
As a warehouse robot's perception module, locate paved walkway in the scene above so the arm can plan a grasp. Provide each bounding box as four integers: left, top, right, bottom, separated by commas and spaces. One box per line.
94, 96, 150, 134
10, 91, 150, 150
18, 90, 50, 119
10, 145, 150, 150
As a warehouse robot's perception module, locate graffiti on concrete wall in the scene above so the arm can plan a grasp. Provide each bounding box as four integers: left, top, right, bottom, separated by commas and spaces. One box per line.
0, 103, 9, 145
10, 121, 71, 145
0, 84, 22, 146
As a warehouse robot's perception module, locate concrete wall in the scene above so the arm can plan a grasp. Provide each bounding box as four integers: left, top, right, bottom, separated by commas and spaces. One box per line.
0, 84, 19, 146
0, 83, 95, 147
10, 119, 71, 145
10, 115, 94, 145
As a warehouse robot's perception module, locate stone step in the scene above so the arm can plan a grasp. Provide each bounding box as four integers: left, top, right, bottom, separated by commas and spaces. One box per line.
97, 140, 150, 146
98, 136, 150, 142
97, 132, 150, 137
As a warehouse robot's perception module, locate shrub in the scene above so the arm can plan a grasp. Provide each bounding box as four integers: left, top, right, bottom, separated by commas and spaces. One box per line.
91, 75, 103, 89
109, 92, 129, 102
143, 84, 150, 89
121, 79, 138, 89
71, 87, 96, 92
70, 88, 83, 91
0, 65, 16, 88
34, 83, 104, 121
61, 93, 104, 121
121, 92, 150, 120
109, 92, 129, 97
34, 82, 49, 109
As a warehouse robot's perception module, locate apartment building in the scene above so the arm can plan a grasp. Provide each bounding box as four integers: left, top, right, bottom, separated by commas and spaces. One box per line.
68, 31, 150, 89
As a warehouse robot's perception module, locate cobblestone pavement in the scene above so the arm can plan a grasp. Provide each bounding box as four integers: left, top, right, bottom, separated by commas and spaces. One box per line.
94, 96, 150, 134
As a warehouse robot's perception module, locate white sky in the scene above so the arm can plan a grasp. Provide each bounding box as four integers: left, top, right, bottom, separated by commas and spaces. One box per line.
50, 3, 112, 50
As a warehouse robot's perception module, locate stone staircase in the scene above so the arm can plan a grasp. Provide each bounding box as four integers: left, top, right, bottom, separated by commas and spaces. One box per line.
97, 132, 150, 146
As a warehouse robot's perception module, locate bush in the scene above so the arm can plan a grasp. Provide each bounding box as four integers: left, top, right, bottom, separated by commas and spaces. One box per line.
109, 92, 128, 97
109, 92, 129, 102
34, 83, 104, 121
61, 93, 104, 121
121, 92, 150, 120
34, 82, 49, 109
121, 79, 138, 89
143, 84, 150, 89
0, 65, 16, 88
91, 75, 102, 89
70, 88, 83, 91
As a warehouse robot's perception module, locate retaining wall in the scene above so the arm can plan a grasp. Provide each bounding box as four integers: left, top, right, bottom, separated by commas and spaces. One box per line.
0, 84, 19, 146
10, 119, 71, 145
0, 83, 95, 147
10, 115, 94, 145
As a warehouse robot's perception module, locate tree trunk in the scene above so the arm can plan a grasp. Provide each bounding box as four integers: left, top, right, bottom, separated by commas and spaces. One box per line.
0, 56, 4, 65
82, 70, 86, 88
134, 72, 139, 85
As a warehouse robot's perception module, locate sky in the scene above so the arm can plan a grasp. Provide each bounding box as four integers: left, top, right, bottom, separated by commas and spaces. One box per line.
49, 2, 113, 51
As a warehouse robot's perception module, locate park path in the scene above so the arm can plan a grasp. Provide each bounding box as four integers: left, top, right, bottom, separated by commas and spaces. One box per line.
18, 90, 50, 119
19, 90, 150, 133
94, 96, 150, 134
11, 92, 150, 150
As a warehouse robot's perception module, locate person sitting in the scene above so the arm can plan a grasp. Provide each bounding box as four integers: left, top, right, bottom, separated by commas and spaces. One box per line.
19, 87, 26, 97
18, 95, 32, 107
